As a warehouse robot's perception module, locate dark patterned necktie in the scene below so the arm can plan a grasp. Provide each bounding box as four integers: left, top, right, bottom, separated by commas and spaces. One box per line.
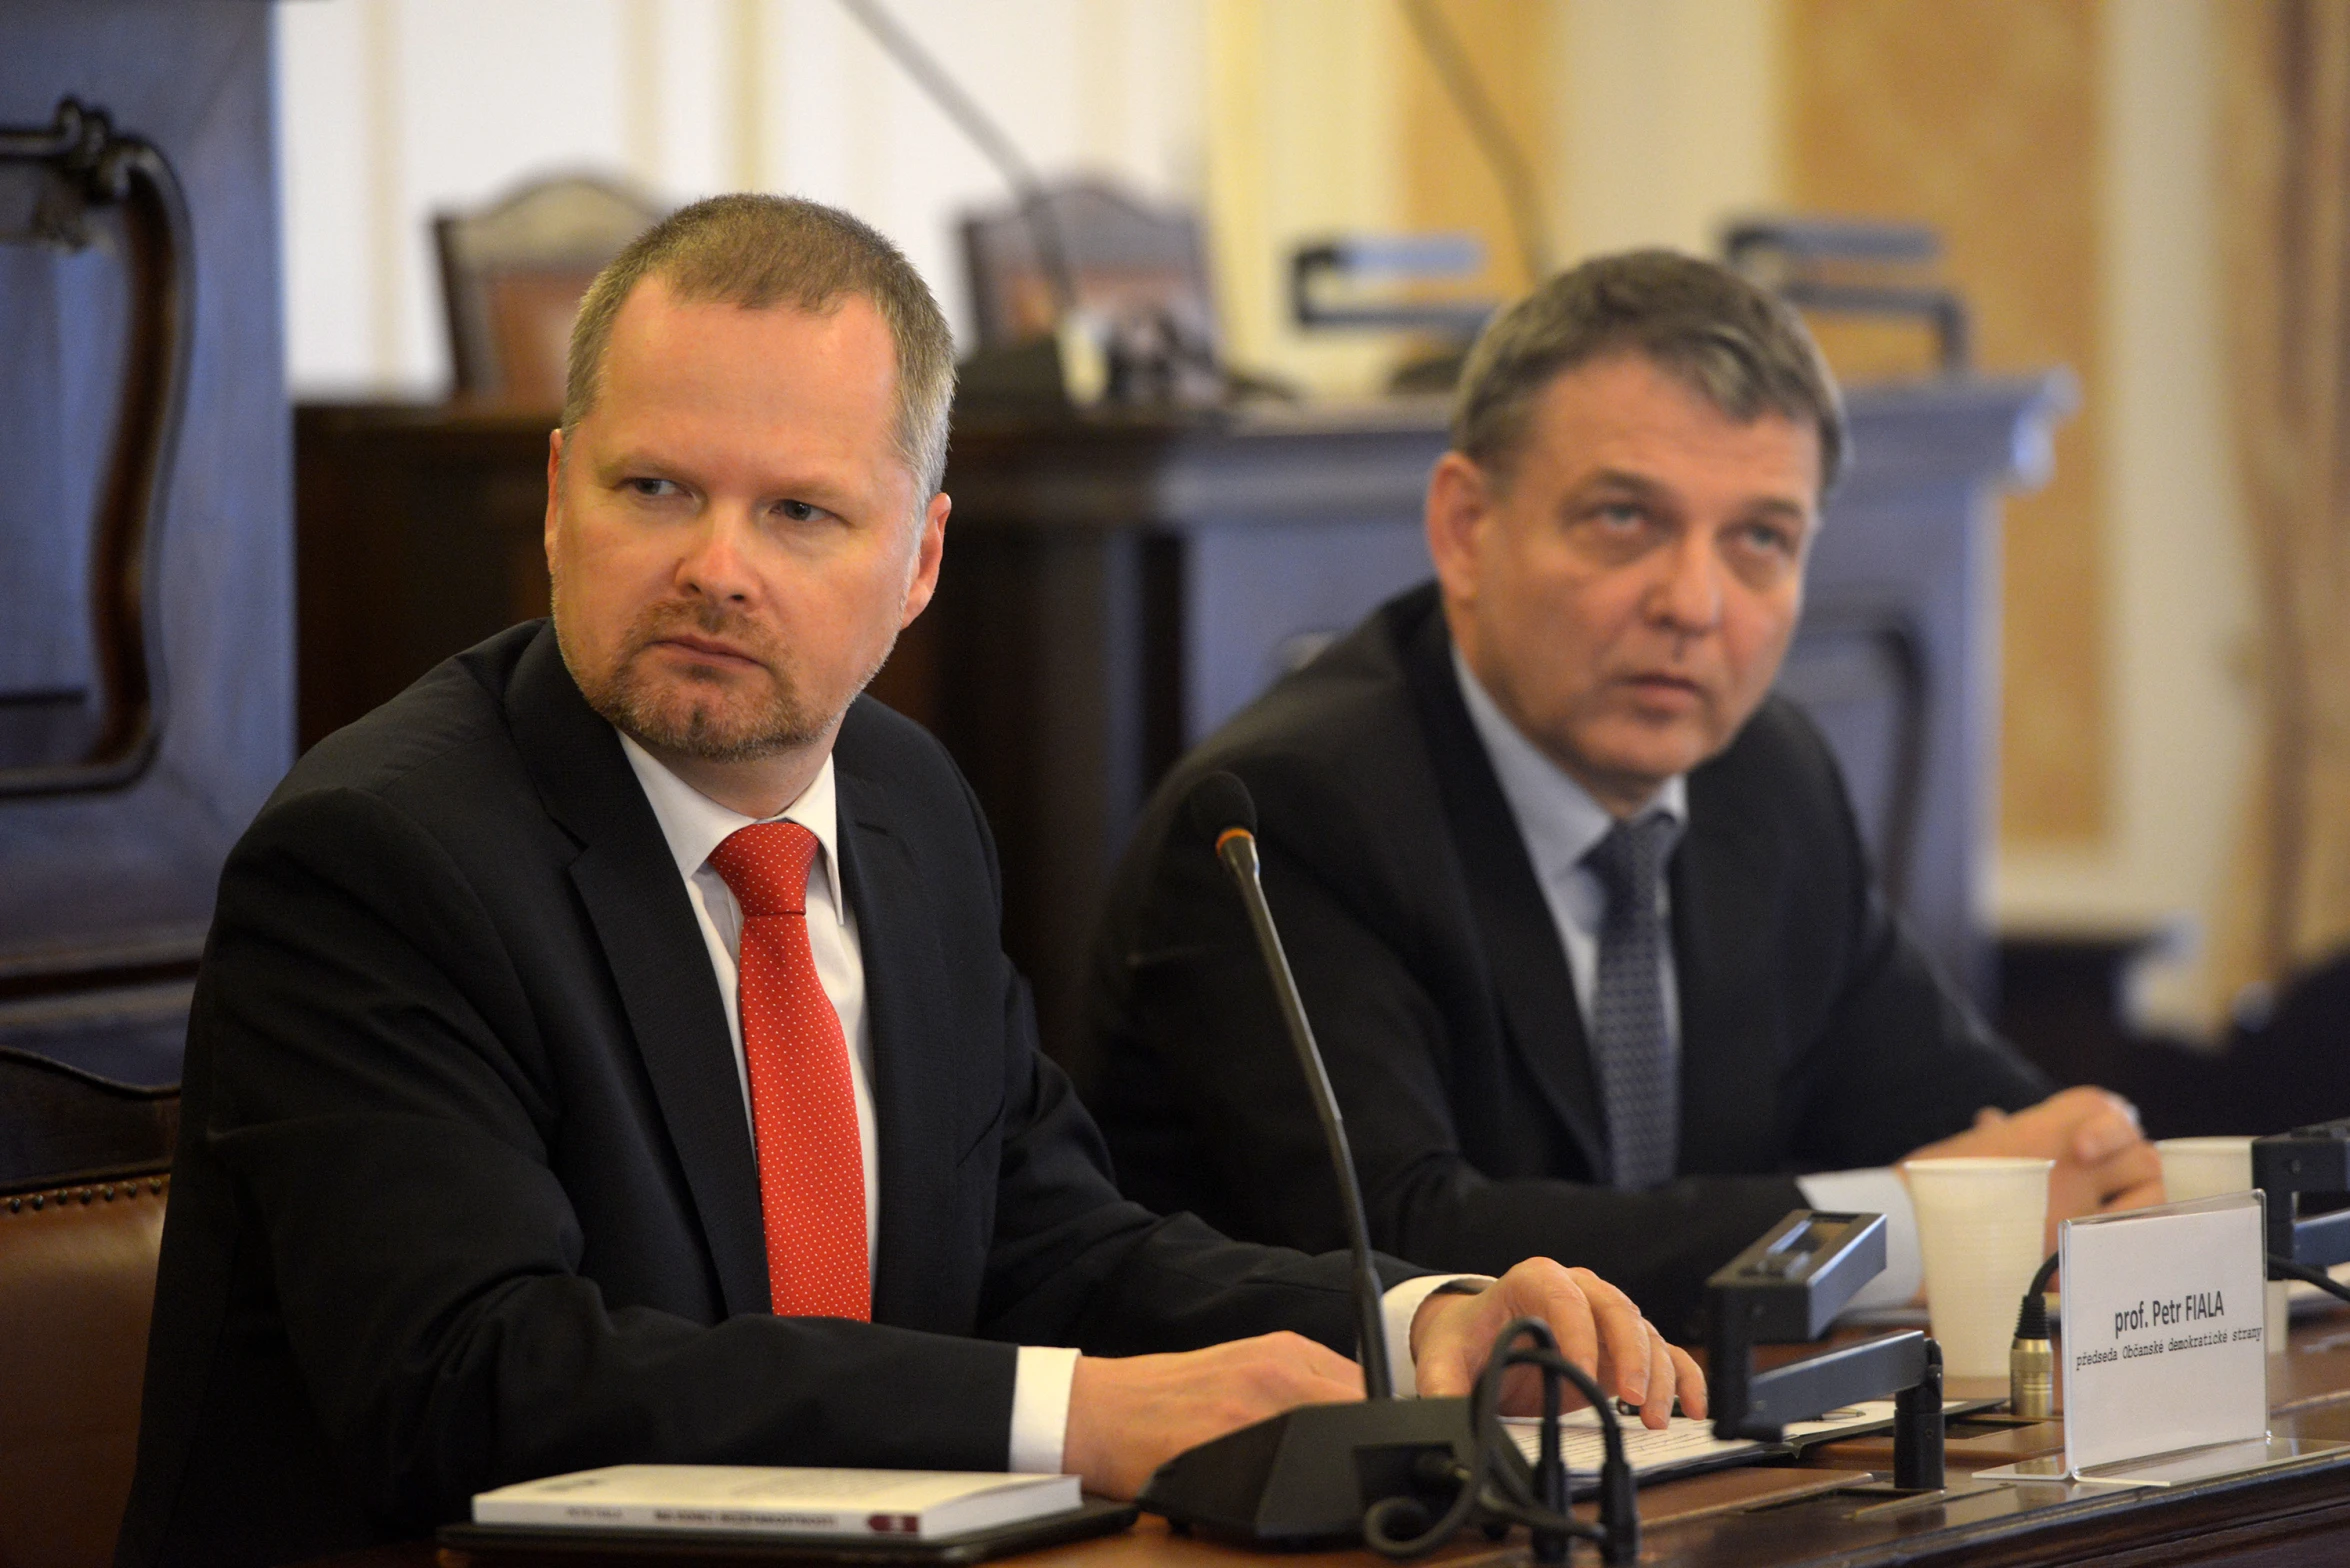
1582, 812, 1684, 1191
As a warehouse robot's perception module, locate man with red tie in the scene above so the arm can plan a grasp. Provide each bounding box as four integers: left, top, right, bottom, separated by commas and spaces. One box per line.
118, 195, 1699, 1568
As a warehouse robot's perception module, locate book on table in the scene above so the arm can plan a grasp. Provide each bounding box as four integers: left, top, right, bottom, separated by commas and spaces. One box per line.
471, 1466, 1083, 1540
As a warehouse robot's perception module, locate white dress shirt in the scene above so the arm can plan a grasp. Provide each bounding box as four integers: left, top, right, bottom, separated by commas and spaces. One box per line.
1450, 652, 1921, 1309
619, 732, 1474, 1475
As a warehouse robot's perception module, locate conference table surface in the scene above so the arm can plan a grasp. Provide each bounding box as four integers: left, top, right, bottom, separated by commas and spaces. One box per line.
317, 1312, 2350, 1568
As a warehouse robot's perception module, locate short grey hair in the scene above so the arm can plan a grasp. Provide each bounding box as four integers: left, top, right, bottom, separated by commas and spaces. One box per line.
564, 193, 956, 498
1452, 249, 1846, 493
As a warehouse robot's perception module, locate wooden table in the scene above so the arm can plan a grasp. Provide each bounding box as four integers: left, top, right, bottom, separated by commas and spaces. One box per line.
296, 1309, 2350, 1568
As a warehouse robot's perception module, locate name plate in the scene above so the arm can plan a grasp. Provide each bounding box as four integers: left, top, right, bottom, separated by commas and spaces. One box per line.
2060, 1193, 2268, 1476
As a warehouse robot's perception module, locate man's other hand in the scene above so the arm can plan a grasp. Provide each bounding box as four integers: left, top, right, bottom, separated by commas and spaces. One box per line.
1062, 1260, 1704, 1499
1410, 1259, 1705, 1430
1906, 1084, 2165, 1250
1064, 1333, 1364, 1499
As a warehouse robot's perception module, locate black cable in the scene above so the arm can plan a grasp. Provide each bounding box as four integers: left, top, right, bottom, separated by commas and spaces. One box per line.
1364, 1317, 1635, 1564
2271, 1254, 2350, 1306
2014, 1251, 2061, 1339
1396, 0, 1551, 286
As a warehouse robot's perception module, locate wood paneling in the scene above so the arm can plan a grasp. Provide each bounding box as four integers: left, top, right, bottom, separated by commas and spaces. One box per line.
0, 1, 292, 1085
1785, 0, 2108, 847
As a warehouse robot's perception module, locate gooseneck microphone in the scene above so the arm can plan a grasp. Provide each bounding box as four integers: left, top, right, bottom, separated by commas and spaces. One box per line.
1138, 773, 1639, 1562
834, 0, 1079, 319
1187, 771, 1393, 1397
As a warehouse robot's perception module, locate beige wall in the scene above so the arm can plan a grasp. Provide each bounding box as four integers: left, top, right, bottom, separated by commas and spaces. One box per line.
1999, 1, 2254, 1032
1202, 0, 1405, 398
1786, 0, 2110, 853
1553, 0, 1782, 261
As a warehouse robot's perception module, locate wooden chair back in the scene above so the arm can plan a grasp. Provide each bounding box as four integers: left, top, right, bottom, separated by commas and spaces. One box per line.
435, 173, 666, 407
961, 178, 1218, 353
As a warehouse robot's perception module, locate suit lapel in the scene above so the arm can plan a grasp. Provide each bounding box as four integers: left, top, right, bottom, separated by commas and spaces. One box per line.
831, 728, 963, 1330
1394, 600, 1611, 1177
505, 626, 772, 1319
1670, 770, 1784, 1172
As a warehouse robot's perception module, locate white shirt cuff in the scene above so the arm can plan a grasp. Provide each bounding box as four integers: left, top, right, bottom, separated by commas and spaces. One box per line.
1009, 1344, 1080, 1474
1795, 1168, 1922, 1310
1382, 1273, 1495, 1396
1019, 1275, 1495, 1467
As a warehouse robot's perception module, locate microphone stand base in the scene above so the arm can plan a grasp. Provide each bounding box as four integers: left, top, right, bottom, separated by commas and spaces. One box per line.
1139, 1397, 1486, 1548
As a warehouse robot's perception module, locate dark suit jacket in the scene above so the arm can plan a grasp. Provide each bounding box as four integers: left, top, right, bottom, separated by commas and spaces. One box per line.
120, 623, 1390, 1568
1085, 585, 2050, 1335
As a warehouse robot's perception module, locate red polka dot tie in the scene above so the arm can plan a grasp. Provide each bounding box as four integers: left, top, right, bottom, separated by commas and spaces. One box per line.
707, 822, 870, 1321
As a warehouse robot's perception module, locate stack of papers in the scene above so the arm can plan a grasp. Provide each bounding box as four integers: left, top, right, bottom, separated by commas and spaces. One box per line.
1504, 1399, 1937, 1484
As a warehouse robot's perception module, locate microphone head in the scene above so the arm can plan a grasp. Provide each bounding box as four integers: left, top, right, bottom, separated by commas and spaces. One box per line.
1186, 770, 1257, 845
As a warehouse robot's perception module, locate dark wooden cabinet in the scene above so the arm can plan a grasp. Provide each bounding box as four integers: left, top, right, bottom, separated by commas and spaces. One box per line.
295, 404, 555, 753
909, 406, 1453, 1079
294, 376, 2068, 1074
0, 1, 291, 1086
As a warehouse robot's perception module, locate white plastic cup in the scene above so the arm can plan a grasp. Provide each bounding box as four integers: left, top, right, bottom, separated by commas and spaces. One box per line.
2153, 1136, 2293, 1353
1904, 1156, 2053, 1380
2156, 1135, 2255, 1202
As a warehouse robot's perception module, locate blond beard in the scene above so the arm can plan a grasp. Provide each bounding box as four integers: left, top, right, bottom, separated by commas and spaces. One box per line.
556, 593, 880, 763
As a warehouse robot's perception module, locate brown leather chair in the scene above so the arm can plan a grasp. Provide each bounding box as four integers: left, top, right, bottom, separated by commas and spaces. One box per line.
434, 172, 667, 408
959, 178, 1227, 407
0, 1048, 177, 1568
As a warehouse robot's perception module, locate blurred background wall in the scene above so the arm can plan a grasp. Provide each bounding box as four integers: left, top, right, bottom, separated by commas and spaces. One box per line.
273, 0, 2258, 1037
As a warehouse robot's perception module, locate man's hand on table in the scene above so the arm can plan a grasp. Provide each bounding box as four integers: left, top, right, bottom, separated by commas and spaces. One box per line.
1064, 1333, 1364, 1499
1905, 1084, 2166, 1251
1062, 1258, 1705, 1500
1409, 1258, 1705, 1427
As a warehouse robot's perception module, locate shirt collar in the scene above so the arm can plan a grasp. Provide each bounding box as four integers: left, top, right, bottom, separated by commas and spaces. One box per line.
1449, 643, 1687, 886
616, 729, 849, 928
